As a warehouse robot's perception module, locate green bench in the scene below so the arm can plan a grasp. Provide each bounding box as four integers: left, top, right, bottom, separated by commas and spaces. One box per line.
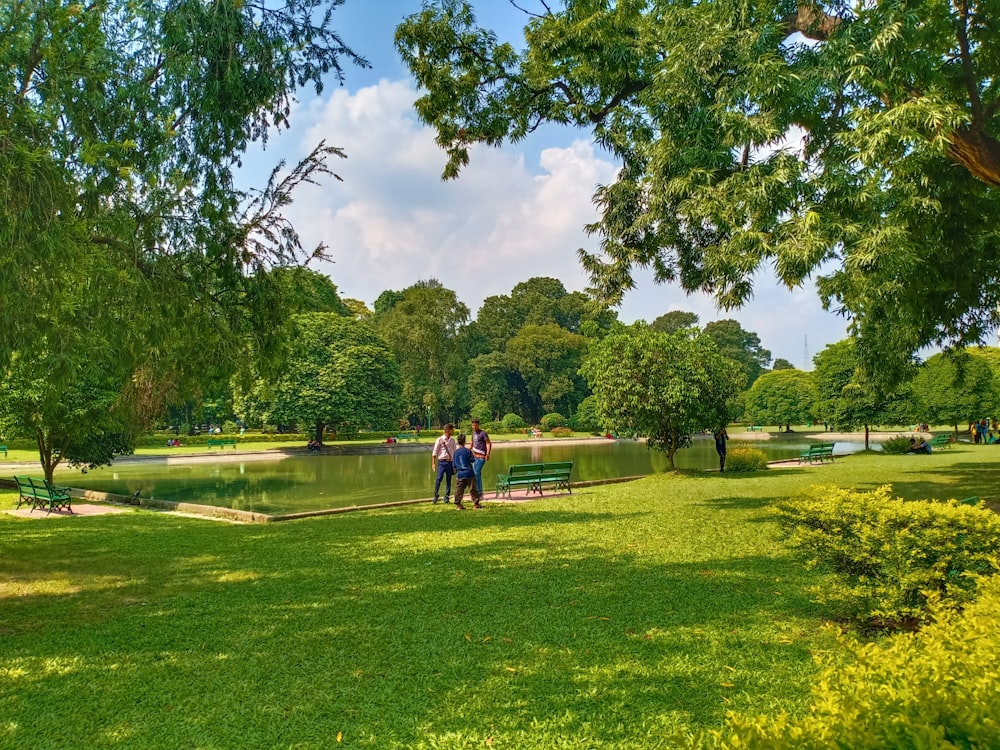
495, 462, 574, 499
0, 445, 7, 457
207, 438, 237, 450
396, 432, 419, 443
929, 434, 952, 449
746, 425, 763, 432
799, 442, 835, 464
14, 475, 73, 514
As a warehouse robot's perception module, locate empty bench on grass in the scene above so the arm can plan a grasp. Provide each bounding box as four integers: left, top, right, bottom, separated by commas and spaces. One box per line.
929, 434, 952, 449
396, 432, 419, 443
799, 442, 836, 464
495, 462, 574, 499
746, 425, 764, 432
207, 438, 237, 450
0, 445, 7, 457
14, 475, 73, 514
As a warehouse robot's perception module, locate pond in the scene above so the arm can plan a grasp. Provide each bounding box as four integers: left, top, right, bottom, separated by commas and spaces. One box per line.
64, 437, 867, 515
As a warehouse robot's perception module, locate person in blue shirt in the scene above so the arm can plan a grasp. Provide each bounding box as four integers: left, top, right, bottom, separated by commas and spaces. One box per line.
452, 434, 482, 510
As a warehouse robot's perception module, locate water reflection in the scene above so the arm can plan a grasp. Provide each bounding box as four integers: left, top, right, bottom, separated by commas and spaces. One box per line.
65, 438, 864, 515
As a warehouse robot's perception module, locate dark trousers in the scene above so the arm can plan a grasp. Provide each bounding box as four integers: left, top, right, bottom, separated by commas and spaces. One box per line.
716, 447, 726, 472
434, 461, 454, 500
455, 476, 482, 506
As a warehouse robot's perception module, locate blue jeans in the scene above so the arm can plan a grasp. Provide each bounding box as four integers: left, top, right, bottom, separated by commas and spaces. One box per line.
473, 457, 486, 494
434, 461, 453, 500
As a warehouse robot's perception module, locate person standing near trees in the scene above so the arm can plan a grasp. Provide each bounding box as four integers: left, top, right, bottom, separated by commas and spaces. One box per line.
431, 423, 456, 504
713, 426, 729, 473
470, 418, 492, 495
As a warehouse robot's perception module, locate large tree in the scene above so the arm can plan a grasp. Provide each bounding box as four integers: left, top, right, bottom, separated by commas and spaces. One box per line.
396, 1, 1000, 376
3, 0, 365, 465
371, 279, 472, 425
703, 319, 772, 389
506, 323, 589, 422
912, 351, 998, 434
233, 314, 401, 442
812, 339, 912, 449
582, 326, 743, 468
743, 370, 817, 432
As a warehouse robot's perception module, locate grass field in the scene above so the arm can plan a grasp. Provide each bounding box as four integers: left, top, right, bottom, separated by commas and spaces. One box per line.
2, 446, 998, 749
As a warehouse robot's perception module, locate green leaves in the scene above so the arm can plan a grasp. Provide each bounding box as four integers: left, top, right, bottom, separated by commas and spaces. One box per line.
397, 0, 1000, 375
581, 325, 742, 467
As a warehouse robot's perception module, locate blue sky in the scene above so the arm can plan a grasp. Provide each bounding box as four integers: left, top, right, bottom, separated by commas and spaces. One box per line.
245, 0, 851, 368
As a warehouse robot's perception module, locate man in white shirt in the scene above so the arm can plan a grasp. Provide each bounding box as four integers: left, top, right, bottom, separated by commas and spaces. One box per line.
431, 423, 457, 503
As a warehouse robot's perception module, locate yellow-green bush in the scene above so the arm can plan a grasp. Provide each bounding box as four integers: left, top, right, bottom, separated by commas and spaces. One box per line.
724, 446, 769, 472
695, 575, 1000, 749
775, 486, 1000, 630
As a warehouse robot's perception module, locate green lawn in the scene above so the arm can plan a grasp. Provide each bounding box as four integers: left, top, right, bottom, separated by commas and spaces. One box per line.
2, 447, 997, 749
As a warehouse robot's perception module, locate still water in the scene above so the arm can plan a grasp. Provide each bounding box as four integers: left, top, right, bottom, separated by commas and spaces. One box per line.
65, 438, 863, 515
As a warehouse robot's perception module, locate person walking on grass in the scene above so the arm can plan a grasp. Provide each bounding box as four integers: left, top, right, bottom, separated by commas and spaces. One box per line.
470, 418, 492, 496
452, 434, 482, 510
713, 426, 729, 473
431, 423, 456, 504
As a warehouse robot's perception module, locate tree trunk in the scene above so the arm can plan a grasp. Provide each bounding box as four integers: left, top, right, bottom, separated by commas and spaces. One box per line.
947, 126, 1000, 187
666, 444, 676, 470
864, 424, 870, 451
314, 421, 325, 445
36, 430, 58, 483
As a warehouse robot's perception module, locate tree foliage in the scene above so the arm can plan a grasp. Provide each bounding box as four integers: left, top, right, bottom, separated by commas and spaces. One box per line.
234, 314, 401, 440
703, 319, 772, 388
396, 0, 1000, 376
2, 0, 365, 465
649, 310, 699, 335
812, 339, 911, 447
912, 351, 997, 431
743, 370, 816, 431
581, 326, 743, 468
371, 279, 471, 424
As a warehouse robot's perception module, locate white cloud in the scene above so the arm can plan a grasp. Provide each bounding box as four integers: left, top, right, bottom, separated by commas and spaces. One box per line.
279, 79, 848, 365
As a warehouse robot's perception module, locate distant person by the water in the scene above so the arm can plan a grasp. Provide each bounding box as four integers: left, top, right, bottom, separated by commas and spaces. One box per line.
713, 427, 729, 472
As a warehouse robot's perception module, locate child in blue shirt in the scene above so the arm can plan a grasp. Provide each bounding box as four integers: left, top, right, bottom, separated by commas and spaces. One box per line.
452, 434, 482, 510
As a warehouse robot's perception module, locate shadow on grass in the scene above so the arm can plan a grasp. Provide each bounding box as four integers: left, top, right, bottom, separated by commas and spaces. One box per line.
0, 502, 834, 748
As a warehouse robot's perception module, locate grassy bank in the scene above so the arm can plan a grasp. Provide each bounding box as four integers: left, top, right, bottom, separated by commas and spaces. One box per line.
2, 447, 997, 748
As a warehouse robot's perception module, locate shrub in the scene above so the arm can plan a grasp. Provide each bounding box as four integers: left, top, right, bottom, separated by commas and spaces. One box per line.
501, 413, 526, 430
550, 426, 574, 437
540, 412, 566, 431
724, 446, 769, 472
698, 575, 1000, 749
775, 485, 1000, 630
880, 434, 914, 454
222, 420, 239, 435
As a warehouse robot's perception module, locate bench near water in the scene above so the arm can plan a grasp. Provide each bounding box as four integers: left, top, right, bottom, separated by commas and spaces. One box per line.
14, 475, 73, 514
799, 442, 835, 464
0, 445, 7, 457
207, 438, 237, 450
495, 462, 573, 499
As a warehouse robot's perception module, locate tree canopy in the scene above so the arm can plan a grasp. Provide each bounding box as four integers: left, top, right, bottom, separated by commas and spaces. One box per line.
743, 369, 816, 431
396, 0, 1000, 376
2, 0, 364, 468
582, 326, 743, 468
233, 314, 401, 440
